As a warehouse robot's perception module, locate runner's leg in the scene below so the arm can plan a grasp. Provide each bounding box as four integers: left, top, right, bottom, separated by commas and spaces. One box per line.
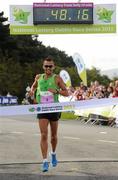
38, 119, 49, 159
50, 121, 58, 152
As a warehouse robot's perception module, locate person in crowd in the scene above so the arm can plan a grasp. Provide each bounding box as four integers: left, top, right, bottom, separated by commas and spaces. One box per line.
113, 80, 118, 97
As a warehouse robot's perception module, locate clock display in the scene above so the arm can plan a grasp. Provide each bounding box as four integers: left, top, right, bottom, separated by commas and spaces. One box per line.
33, 3, 93, 24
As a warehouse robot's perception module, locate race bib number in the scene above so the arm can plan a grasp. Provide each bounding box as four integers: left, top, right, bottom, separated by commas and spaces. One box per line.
40, 91, 54, 104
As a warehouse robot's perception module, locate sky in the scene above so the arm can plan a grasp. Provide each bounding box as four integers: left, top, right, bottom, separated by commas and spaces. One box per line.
1, 0, 118, 71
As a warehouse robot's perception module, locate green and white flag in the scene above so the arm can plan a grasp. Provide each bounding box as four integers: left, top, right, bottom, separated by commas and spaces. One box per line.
59, 70, 71, 87
72, 53, 87, 86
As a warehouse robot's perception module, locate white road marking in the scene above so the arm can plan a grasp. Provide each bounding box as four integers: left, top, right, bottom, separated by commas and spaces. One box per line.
1, 131, 40, 135
63, 136, 80, 140
11, 131, 24, 134
99, 131, 107, 134
33, 133, 40, 136
98, 140, 117, 144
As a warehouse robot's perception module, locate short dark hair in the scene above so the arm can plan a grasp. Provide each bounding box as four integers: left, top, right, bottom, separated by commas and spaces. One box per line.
44, 56, 54, 62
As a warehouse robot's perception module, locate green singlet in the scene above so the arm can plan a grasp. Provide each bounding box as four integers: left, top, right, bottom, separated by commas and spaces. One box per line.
36, 74, 59, 104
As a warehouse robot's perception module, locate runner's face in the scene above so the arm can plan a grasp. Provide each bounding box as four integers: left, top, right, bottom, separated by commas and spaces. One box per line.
43, 60, 55, 75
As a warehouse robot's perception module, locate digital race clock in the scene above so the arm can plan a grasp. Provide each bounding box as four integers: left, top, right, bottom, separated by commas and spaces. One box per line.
33, 3, 93, 24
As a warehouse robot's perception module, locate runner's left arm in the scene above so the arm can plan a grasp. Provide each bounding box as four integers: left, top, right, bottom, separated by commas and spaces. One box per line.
56, 76, 69, 96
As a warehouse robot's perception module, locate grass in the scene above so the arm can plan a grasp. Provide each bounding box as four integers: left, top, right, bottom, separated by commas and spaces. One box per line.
60, 112, 77, 120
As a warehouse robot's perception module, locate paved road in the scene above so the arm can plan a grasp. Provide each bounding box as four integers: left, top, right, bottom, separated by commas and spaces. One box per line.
0, 115, 118, 179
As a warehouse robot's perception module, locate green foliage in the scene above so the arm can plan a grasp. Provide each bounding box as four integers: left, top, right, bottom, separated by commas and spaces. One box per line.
87, 67, 111, 86
66, 66, 81, 86
44, 46, 74, 67
0, 12, 10, 55
0, 58, 23, 96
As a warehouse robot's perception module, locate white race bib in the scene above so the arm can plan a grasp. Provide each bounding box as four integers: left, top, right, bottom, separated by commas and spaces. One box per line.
40, 91, 54, 104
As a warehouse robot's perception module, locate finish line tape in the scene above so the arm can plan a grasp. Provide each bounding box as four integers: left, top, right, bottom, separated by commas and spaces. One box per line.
0, 97, 118, 116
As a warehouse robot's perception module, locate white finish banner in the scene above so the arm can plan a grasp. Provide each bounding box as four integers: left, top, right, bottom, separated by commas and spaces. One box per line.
0, 98, 118, 116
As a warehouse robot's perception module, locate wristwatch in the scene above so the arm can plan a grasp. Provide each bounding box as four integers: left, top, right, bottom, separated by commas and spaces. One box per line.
56, 89, 59, 94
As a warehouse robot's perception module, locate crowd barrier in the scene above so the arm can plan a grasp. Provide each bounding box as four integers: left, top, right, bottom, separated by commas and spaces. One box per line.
0, 96, 18, 105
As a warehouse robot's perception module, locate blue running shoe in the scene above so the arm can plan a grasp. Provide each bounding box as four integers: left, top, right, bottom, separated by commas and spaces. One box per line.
42, 161, 49, 172
50, 153, 58, 167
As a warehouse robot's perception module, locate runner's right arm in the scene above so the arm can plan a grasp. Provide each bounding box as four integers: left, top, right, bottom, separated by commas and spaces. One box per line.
29, 74, 40, 96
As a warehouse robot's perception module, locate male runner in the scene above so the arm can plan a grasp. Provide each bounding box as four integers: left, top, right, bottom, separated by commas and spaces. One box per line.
30, 56, 68, 172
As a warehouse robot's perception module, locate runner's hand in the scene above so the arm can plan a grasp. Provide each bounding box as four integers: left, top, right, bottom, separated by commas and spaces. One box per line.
29, 91, 34, 97
48, 88, 57, 94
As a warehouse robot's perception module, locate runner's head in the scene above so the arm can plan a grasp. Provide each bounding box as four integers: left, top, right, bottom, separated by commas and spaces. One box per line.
43, 56, 55, 74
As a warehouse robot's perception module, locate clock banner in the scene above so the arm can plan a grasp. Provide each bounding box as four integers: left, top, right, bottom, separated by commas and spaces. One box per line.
9, 3, 116, 34
72, 53, 87, 86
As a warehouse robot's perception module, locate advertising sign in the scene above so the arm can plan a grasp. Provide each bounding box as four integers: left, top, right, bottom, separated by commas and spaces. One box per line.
10, 3, 116, 34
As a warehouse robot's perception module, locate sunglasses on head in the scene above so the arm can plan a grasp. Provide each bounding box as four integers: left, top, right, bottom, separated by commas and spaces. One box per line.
44, 65, 53, 68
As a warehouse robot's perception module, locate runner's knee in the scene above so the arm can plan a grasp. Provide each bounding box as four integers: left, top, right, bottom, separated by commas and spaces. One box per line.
41, 133, 48, 141
51, 135, 57, 143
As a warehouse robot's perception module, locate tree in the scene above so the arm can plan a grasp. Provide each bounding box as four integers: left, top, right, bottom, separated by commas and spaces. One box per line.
0, 11, 10, 55
0, 11, 9, 37
87, 67, 111, 86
